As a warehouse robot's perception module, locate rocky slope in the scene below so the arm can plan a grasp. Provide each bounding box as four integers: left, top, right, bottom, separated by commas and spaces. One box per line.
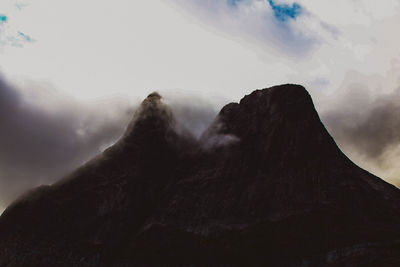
1, 85, 400, 266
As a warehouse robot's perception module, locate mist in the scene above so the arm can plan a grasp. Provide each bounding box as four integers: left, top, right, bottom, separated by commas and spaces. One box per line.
0, 79, 229, 213
319, 71, 400, 188
2, 70, 400, 213
0, 75, 134, 212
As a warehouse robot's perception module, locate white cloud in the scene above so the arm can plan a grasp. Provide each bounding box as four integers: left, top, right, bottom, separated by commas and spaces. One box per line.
1, 0, 396, 103
0, 0, 398, 99
172, 0, 400, 86
1, 0, 400, 191
0, 0, 293, 100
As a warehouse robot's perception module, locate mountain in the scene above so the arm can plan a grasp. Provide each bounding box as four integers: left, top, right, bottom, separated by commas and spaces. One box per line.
1, 84, 400, 267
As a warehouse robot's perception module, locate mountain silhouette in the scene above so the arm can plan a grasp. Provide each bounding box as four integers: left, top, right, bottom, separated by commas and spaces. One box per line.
1, 84, 400, 266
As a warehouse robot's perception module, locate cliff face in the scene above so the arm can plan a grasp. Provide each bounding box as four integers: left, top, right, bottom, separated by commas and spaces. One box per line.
1, 84, 400, 267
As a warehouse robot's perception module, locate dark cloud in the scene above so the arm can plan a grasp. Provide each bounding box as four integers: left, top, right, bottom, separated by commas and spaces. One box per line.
0, 76, 134, 211
320, 80, 400, 187
0, 79, 228, 212
323, 86, 400, 157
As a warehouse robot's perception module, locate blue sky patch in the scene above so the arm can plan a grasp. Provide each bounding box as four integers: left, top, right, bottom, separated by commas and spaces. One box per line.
227, 0, 242, 6
227, 0, 302, 21
0, 14, 8, 23
17, 32, 33, 42
268, 0, 302, 22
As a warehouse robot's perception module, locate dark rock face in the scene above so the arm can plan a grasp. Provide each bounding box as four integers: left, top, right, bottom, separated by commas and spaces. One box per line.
1, 84, 400, 266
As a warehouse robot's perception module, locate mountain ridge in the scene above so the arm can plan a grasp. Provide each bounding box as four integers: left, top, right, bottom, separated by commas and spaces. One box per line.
1, 84, 400, 266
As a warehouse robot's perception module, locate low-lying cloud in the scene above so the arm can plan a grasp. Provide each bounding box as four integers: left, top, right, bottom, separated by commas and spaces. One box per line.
324, 88, 400, 159
2, 69, 400, 214
0, 75, 134, 211
0, 79, 229, 212
162, 91, 223, 139
199, 119, 240, 150
319, 71, 400, 188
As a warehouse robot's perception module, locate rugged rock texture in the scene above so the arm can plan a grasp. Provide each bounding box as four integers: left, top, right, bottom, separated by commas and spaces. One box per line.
1, 84, 400, 266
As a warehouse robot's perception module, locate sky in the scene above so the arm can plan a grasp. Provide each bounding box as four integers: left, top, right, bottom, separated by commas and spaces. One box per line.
1, 0, 400, 212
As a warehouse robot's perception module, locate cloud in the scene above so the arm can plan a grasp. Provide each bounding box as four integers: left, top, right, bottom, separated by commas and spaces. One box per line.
199, 118, 240, 150
161, 90, 224, 139
324, 88, 400, 158
169, 0, 400, 99
122, 91, 236, 153
0, 77, 229, 213
1, 66, 400, 217
0, 75, 133, 212
162, 92, 239, 150
1, 0, 400, 210
171, 0, 323, 56
2, 0, 397, 103
318, 69, 400, 188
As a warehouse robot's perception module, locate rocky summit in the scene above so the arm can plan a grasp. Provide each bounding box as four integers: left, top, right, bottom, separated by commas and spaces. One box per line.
1, 84, 400, 267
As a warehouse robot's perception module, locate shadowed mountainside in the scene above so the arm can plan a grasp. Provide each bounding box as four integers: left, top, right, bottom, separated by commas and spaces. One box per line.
1, 84, 400, 266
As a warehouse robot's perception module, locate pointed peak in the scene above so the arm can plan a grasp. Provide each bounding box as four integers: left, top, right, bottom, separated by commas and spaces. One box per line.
135, 91, 171, 121
140, 91, 164, 111
146, 91, 162, 101
119, 92, 175, 142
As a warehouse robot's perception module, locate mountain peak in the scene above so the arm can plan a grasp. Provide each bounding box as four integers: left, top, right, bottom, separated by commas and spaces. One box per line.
1, 85, 400, 266
218, 84, 314, 124
147, 91, 162, 99
120, 91, 176, 143
208, 84, 336, 160
241, 83, 310, 103
131, 91, 171, 123
234, 84, 313, 119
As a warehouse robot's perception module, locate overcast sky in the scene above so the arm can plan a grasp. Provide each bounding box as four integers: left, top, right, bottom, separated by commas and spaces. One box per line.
1, 0, 400, 212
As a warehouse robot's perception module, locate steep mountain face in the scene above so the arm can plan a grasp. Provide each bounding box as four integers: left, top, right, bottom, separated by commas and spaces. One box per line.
1, 84, 400, 266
